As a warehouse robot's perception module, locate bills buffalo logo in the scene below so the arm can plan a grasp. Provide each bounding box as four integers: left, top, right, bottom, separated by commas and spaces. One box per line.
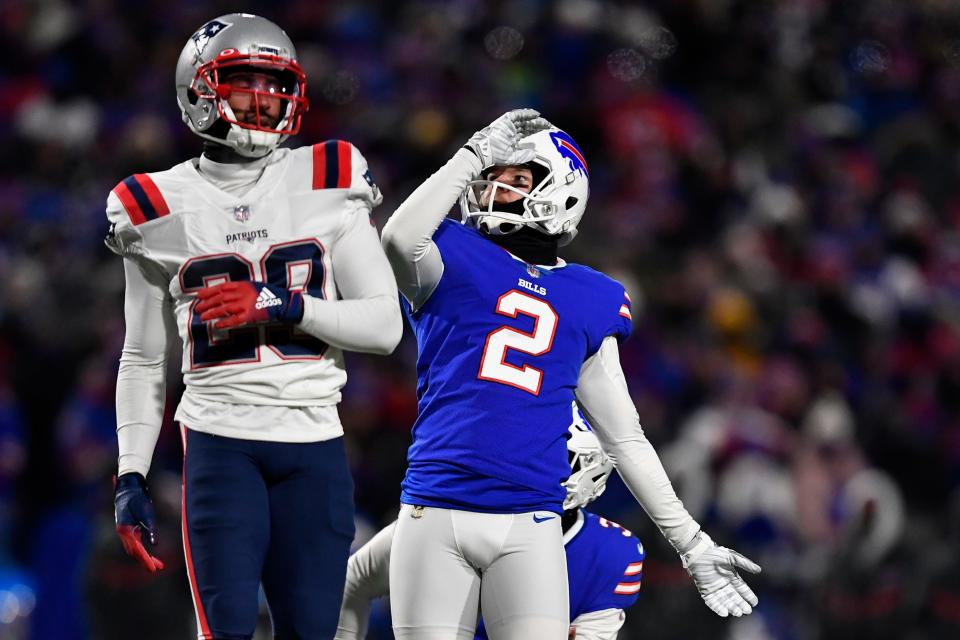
192, 19, 230, 56
549, 131, 589, 177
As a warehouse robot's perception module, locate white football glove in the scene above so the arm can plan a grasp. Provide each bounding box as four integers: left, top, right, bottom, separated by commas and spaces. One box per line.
463, 108, 552, 168
681, 532, 761, 617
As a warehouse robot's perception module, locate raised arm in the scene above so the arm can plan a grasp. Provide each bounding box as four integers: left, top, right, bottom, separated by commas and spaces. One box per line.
576, 337, 761, 618
380, 109, 549, 310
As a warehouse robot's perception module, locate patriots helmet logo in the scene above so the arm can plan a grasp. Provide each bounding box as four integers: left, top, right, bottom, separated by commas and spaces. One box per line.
192, 19, 230, 56
549, 130, 589, 177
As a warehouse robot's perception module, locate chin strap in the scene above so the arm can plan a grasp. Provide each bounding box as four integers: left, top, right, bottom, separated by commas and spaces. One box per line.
211, 100, 282, 158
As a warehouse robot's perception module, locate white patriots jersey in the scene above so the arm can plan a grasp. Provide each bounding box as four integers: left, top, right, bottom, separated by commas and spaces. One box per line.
106, 141, 382, 411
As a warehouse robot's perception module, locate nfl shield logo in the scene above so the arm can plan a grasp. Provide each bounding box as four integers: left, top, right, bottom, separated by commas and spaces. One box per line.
527, 265, 541, 278
233, 205, 251, 222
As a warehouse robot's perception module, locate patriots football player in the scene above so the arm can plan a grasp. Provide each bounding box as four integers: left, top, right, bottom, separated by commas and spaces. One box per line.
334, 408, 646, 640
106, 13, 401, 639
380, 110, 760, 639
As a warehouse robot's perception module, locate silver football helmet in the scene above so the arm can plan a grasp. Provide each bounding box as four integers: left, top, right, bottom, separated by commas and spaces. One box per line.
175, 13, 309, 158
460, 128, 590, 246
563, 405, 614, 510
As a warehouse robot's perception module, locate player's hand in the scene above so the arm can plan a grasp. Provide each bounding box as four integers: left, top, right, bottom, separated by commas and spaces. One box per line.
681, 532, 760, 617
114, 473, 165, 573
463, 108, 552, 168
195, 281, 304, 329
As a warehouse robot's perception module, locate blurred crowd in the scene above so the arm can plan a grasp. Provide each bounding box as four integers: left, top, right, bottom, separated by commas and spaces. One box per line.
2, 0, 960, 638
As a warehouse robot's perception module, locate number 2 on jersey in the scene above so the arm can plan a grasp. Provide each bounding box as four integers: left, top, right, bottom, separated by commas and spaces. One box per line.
477, 290, 558, 395
179, 239, 328, 368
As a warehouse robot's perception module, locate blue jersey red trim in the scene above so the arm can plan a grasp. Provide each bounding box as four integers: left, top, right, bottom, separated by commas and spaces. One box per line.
401, 221, 631, 514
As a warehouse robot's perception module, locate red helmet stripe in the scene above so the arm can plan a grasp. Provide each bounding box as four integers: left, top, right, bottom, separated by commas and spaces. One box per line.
559, 139, 589, 175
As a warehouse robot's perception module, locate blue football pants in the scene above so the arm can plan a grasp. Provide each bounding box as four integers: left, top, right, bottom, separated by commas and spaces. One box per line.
181, 426, 355, 639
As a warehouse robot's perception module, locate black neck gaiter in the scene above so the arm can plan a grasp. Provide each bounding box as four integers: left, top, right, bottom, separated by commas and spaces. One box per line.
202, 140, 252, 164
487, 225, 560, 266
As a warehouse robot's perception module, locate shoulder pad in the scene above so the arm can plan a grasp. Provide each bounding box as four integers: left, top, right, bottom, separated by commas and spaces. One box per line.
111, 174, 170, 226
311, 140, 354, 190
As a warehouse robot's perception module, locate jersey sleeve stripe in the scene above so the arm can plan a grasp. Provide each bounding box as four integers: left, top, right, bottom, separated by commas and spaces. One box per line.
624, 562, 643, 576
619, 304, 632, 320
133, 174, 170, 219
112, 180, 147, 226
336, 140, 352, 188
614, 581, 642, 595
118, 175, 168, 224
311, 143, 328, 189
324, 141, 339, 188
312, 140, 353, 189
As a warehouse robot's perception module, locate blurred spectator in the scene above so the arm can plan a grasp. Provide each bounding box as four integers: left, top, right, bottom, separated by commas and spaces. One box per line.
4, 1, 960, 638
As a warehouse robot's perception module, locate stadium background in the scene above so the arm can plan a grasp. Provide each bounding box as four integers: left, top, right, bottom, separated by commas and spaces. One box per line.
2, 0, 960, 638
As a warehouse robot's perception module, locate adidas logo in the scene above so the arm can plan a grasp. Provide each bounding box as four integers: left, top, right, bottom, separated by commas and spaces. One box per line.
254, 287, 283, 310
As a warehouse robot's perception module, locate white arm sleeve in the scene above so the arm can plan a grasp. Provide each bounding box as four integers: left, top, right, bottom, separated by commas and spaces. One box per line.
570, 608, 626, 640
298, 201, 402, 355
576, 336, 701, 552
335, 520, 397, 640
380, 148, 483, 310
116, 258, 176, 477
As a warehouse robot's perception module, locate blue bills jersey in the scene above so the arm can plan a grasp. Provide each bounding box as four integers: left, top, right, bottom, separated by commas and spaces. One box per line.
475, 510, 645, 638
565, 511, 646, 615
400, 220, 632, 513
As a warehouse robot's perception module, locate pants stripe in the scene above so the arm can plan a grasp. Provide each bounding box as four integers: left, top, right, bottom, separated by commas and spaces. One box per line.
180, 425, 213, 640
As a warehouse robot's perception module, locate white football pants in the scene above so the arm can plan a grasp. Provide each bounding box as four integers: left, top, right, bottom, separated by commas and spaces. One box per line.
389, 503, 569, 640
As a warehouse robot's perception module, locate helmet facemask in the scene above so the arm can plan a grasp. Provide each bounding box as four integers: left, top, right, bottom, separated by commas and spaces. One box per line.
562, 410, 615, 511
176, 15, 310, 159
190, 51, 308, 157
459, 159, 561, 236
460, 128, 589, 245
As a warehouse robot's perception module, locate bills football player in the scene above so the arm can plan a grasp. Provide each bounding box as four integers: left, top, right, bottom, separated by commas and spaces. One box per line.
335, 409, 647, 640
106, 13, 401, 639
380, 110, 760, 638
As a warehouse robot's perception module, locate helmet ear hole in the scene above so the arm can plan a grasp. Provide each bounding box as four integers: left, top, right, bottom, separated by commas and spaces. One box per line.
565, 197, 578, 210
